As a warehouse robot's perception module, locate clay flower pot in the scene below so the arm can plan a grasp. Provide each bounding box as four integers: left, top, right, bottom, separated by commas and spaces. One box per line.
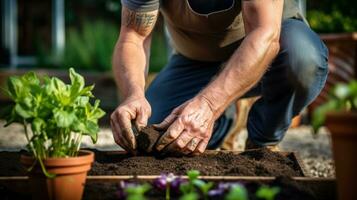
20, 150, 94, 200
326, 112, 357, 200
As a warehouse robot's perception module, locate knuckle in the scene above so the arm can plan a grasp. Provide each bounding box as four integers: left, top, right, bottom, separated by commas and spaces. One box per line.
176, 140, 185, 149
167, 131, 178, 139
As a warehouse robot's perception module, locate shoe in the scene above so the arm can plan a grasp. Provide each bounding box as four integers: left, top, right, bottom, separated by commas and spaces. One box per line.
245, 138, 280, 151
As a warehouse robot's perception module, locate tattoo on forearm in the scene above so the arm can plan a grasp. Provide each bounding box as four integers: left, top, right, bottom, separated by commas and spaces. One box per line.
123, 9, 157, 32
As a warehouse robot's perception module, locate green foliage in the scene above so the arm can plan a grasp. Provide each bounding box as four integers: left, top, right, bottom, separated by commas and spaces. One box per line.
125, 183, 151, 200
180, 170, 200, 194
37, 20, 168, 73
63, 21, 118, 71
179, 193, 198, 200
312, 80, 357, 133
0, 68, 105, 177
255, 186, 280, 200
149, 32, 168, 72
225, 184, 248, 200
307, 10, 357, 33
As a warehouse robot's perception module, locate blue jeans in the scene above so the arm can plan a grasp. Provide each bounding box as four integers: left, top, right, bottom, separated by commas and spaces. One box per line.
146, 19, 329, 149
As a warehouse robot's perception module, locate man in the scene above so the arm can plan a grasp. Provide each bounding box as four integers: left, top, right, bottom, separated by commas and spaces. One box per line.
110, 0, 328, 155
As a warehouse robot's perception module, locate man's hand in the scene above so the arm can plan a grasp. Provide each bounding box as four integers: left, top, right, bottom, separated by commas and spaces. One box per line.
110, 95, 151, 154
154, 96, 216, 155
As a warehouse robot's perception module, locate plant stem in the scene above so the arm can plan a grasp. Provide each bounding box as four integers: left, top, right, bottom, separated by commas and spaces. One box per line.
166, 182, 170, 200
23, 121, 37, 157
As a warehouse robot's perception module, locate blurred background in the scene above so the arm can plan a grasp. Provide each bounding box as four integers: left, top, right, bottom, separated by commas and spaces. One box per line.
0, 0, 356, 111
1, 0, 356, 116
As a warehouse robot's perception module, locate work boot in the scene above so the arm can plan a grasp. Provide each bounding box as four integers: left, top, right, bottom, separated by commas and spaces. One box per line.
245, 138, 280, 151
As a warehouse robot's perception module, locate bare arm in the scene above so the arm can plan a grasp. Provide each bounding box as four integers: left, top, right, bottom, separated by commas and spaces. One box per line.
154, 0, 284, 155
113, 6, 158, 99
111, 6, 158, 153
198, 0, 284, 118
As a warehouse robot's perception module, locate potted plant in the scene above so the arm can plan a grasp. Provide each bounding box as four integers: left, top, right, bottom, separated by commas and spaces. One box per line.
312, 80, 357, 200
0, 68, 105, 200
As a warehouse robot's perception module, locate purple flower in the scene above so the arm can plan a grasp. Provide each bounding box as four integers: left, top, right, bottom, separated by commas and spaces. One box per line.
208, 188, 225, 197
171, 177, 185, 193
153, 173, 182, 191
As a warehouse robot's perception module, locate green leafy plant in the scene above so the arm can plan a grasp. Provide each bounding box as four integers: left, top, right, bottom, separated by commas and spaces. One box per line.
255, 185, 280, 200
312, 80, 357, 133
179, 193, 198, 200
179, 170, 213, 200
0, 68, 105, 177
225, 184, 248, 200
125, 183, 151, 200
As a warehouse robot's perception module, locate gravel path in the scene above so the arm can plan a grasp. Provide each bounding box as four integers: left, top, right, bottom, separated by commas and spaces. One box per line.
0, 121, 334, 178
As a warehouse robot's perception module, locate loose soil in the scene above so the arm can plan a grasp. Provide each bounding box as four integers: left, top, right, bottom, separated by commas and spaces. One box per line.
0, 148, 304, 177
136, 125, 162, 153
90, 148, 304, 176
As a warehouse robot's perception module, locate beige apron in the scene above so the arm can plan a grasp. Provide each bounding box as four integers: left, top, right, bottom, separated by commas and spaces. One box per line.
160, 0, 306, 61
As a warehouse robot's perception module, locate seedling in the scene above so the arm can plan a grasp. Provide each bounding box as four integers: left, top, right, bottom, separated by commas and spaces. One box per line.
125, 183, 151, 200
0, 68, 105, 177
255, 185, 280, 200
225, 184, 248, 200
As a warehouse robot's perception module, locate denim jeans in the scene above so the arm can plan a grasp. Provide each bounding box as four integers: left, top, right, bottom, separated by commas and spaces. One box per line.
146, 19, 329, 149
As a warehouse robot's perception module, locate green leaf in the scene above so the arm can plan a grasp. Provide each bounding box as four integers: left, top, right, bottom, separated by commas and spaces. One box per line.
225, 185, 248, 200
187, 170, 200, 181
255, 186, 280, 200
32, 118, 45, 134
69, 68, 85, 98
15, 104, 33, 119
53, 109, 76, 128
311, 100, 338, 133
21, 72, 40, 86
7, 76, 23, 99
79, 85, 94, 97
76, 96, 89, 107
333, 83, 350, 99
82, 120, 99, 143
179, 193, 198, 200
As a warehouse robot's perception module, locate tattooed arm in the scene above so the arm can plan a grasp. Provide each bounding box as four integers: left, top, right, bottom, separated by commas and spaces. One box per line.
111, 6, 158, 153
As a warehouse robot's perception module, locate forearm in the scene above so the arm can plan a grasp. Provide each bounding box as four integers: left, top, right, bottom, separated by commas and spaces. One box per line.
198, 28, 280, 118
113, 36, 151, 99
112, 6, 158, 100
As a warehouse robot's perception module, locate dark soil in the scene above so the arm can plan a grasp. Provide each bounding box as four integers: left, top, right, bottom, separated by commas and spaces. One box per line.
136, 125, 162, 153
0, 148, 303, 177
90, 148, 304, 176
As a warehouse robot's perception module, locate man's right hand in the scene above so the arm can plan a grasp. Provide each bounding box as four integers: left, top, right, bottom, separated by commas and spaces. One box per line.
110, 95, 151, 154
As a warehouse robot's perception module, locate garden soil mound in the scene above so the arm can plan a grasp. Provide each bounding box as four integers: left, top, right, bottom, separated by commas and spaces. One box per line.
90, 148, 303, 176
0, 148, 303, 177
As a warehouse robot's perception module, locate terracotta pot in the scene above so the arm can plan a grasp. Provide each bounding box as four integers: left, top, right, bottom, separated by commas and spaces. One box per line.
20, 150, 94, 200
326, 112, 357, 200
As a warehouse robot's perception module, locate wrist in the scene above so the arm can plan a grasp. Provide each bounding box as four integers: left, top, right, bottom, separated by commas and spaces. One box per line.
122, 86, 145, 100
196, 91, 228, 120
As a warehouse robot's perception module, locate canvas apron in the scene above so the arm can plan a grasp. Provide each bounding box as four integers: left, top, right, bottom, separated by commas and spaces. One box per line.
160, 0, 306, 61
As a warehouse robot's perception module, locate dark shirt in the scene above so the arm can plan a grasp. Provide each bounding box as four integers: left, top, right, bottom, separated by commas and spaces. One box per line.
122, 0, 234, 14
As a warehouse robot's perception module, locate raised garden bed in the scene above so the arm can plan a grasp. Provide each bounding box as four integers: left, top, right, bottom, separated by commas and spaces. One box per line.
0, 149, 336, 199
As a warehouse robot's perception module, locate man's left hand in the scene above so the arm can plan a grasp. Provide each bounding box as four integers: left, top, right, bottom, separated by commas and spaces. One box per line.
154, 96, 216, 155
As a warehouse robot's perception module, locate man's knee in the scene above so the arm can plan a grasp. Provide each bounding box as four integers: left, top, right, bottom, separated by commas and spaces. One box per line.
280, 19, 329, 91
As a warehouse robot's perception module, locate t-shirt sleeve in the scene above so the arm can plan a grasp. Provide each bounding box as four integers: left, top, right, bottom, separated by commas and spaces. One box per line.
121, 0, 159, 12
